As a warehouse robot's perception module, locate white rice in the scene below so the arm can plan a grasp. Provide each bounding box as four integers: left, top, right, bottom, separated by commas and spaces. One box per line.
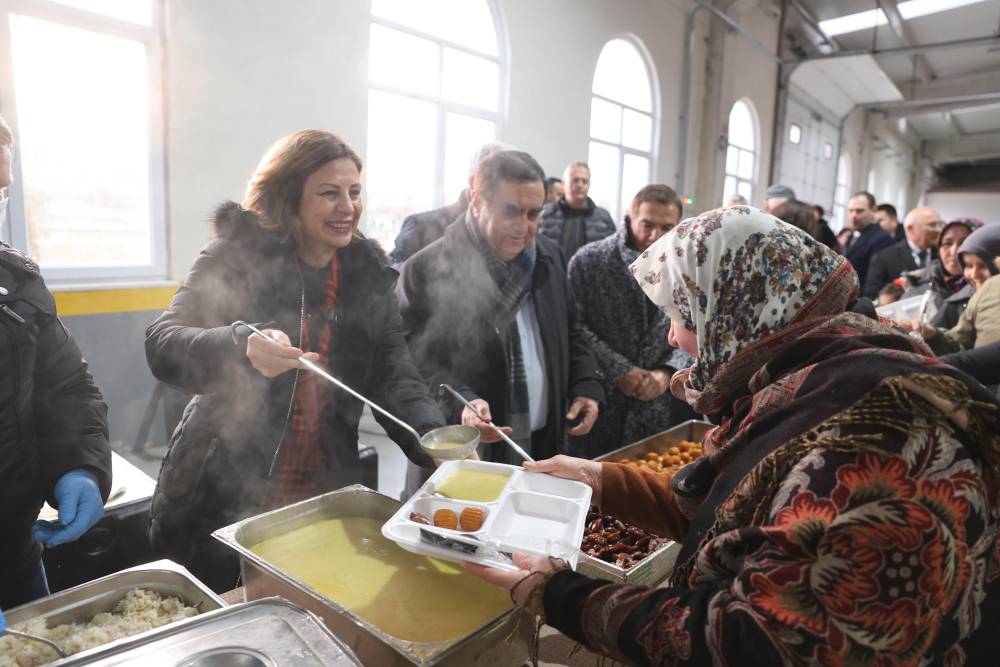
0, 588, 198, 667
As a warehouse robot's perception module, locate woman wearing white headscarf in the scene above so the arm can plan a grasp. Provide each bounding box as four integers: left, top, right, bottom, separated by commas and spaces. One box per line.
467, 206, 1000, 665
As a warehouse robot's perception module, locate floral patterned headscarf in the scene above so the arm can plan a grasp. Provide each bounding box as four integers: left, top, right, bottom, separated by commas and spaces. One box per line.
630, 206, 858, 413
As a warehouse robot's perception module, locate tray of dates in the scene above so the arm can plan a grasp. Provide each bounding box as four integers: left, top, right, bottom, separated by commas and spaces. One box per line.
576, 420, 712, 586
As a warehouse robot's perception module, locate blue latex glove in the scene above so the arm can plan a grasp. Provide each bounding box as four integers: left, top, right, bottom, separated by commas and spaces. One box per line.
1, 607, 6, 632
31, 469, 105, 548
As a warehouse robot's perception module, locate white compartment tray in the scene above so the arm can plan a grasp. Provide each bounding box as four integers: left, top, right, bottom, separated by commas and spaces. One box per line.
381, 460, 592, 571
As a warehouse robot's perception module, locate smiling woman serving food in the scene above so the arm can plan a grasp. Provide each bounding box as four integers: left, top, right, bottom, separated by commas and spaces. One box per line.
144, 130, 445, 591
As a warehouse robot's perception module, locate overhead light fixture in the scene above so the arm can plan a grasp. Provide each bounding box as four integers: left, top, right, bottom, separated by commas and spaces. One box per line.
819, 9, 887, 37
898, 0, 989, 20
818, 0, 988, 37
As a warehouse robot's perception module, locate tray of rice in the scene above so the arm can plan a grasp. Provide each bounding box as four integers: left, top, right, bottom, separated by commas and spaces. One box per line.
53, 598, 361, 666
1, 559, 223, 666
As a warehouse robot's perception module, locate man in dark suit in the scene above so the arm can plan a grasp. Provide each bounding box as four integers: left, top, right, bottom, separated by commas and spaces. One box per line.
843, 191, 895, 290
862, 207, 943, 298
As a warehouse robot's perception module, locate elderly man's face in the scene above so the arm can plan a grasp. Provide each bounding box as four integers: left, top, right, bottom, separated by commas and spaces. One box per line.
473, 179, 545, 261
904, 208, 943, 250
847, 195, 875, 231
563, 165, 590, 208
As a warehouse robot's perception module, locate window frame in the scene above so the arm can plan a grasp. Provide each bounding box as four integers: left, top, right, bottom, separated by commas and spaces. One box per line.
366, 0, 507, 228
723, 98, 759, 205
832, 153, 851, 232
587, 35, 660, 222
0, 0, 167, 285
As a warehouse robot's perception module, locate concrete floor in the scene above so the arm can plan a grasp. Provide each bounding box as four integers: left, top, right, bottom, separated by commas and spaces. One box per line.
119, 407, 409, 501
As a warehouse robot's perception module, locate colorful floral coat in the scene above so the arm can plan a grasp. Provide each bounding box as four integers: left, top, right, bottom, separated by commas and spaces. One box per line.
543, 316, 1000, 666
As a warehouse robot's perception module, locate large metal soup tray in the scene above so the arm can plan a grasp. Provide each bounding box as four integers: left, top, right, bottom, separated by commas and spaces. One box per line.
212, 484, 531, 667
3, 559, 225, 665
577, 420, 713, 586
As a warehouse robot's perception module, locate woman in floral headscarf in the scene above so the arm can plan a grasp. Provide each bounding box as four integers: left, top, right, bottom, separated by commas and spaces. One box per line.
466, 207, 1000, 666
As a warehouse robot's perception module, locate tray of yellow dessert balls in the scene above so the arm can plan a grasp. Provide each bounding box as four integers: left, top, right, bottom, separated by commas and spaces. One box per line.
382, 460, 593, 571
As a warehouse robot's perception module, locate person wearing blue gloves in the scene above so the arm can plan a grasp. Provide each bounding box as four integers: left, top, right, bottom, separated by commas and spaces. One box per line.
0, 113, 111, 610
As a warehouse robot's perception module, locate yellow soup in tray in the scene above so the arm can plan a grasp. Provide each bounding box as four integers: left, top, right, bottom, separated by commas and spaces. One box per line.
251, 517, 510, 643
434, 469, 509, 502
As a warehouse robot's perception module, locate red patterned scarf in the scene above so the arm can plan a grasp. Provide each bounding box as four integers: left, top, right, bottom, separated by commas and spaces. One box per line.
269, 255, 340, 506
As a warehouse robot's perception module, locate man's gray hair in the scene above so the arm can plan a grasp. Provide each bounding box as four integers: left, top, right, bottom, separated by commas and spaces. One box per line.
468, 142, 515, 178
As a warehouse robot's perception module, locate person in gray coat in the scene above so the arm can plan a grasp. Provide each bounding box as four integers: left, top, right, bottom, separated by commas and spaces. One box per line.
567, 185, 695, 458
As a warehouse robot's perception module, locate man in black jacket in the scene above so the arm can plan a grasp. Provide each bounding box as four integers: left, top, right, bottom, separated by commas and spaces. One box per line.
863, 206, 942, 299
0, 115, 111, 609
398, 150, 604, 465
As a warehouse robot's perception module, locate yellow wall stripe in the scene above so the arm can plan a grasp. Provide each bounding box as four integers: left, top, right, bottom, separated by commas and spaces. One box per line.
53, 286, 179, 317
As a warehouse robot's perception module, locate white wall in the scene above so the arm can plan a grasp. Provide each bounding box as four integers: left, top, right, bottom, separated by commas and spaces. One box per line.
165, 0, 372, 278
837, 107, 921, 216
923, 189, 1000, 224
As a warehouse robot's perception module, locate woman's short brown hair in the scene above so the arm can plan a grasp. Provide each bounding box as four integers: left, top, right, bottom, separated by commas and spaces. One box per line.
242, 129, 362, 247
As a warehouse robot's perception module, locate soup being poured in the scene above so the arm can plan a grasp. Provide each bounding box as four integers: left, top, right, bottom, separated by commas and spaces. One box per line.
251, 517, 510, 643
435, 469, 509, 502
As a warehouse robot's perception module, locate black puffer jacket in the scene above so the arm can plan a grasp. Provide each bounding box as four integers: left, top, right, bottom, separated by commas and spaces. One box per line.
0, 242, 110, 588
539, 196, 616, 266
146, 203, 443, 591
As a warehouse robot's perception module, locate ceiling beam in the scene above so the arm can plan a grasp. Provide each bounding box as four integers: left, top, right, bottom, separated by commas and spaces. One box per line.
865, 92, 1000, 113
898, 68, 1000, 102
876, 98, 1000, 119
879, 0, 935, 85
788, 0, 839, 55
785, 33, 1000, 64
923, 130, 1000, 163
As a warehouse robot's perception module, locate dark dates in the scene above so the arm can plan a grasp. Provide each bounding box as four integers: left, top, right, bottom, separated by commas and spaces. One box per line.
580, 505, 664, 570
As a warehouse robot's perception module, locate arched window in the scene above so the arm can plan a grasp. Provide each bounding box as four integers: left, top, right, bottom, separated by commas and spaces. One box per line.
832, 154, 851, 232
365, 0, 504, 249
723, 100, 757, 205
587, 38, 658, 221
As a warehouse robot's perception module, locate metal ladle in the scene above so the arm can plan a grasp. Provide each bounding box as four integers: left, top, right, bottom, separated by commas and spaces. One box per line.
439, 383, 535, 463
3, 629, 67, 658
237, 322, 479, 459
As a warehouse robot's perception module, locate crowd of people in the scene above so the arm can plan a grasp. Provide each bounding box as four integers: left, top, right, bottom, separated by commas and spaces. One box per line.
2, 111, 999, 665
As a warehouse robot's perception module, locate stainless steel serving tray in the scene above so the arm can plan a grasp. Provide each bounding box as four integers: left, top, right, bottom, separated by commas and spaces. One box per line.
577, 420, 712, 586
3, 559, 224, 665
57, 598, 362, 666
213, 485, 530, 667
